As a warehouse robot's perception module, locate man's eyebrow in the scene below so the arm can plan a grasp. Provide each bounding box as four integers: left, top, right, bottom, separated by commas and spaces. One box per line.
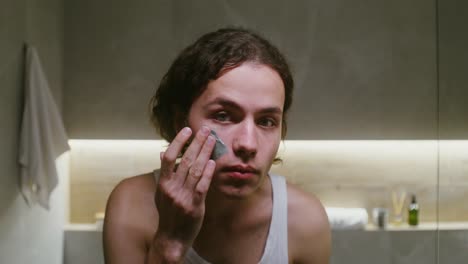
258, 107, 283, 115
205, 97, 283, 115
205, 97, 241, 109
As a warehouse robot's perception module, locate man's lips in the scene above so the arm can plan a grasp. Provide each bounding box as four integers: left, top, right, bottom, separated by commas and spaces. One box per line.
221, 165, 258, 179
222, 165, 257, 173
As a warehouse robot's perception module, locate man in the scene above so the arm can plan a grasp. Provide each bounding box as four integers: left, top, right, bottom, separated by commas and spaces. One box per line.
103, 27, 331, 263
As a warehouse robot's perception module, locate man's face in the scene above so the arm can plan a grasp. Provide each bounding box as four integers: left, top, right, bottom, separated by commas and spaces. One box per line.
187, 62, 285, 198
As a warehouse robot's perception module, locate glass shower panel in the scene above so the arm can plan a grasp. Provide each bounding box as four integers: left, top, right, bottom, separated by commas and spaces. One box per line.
296, 1, 440, 264
437, 0, 468, 263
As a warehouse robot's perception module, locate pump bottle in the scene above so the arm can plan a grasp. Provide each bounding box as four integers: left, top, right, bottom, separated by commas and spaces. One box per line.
408, 194, 419, 226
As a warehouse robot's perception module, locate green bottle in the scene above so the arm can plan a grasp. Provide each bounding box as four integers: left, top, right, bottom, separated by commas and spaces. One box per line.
408, 194, 419, 226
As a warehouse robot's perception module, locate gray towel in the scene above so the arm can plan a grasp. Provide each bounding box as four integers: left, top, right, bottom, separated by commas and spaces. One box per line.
18, 45, 70, 209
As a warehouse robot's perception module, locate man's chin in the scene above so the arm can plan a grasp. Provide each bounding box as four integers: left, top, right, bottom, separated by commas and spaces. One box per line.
209, 183, 255, 200
208, 171, 267, 199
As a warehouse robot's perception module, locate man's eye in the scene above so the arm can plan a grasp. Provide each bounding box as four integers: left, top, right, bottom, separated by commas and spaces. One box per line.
214, 112, 230, 122
258, 118, 277, 127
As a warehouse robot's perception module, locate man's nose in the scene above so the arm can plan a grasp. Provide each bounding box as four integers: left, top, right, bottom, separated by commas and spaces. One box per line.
233, 120, 258, 160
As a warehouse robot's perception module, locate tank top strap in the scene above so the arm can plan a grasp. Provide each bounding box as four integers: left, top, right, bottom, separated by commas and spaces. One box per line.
258, 173, 289, 264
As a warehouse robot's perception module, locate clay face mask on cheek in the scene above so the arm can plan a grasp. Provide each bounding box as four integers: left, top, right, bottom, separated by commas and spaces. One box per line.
210, 130, 227, 160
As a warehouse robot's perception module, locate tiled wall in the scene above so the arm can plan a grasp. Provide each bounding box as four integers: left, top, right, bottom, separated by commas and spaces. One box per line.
69, 140, 468, 224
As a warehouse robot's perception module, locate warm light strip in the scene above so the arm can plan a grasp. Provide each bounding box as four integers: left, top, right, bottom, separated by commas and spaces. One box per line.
68, 139, 468, 149
68, 140, 468, 164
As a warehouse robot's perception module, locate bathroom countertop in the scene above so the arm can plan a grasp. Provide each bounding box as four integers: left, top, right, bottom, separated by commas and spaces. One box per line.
64, 224, 104, 264
65, 223, 101, 231
365, 221, 468, 231
64, 221, 468, 232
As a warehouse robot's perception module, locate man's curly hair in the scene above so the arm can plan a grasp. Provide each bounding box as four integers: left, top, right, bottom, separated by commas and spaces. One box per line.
149, 27, 294, 143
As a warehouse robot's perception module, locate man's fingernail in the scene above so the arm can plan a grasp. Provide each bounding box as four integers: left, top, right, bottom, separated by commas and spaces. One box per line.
182, 127, 192, 135
207, 135, 215, 144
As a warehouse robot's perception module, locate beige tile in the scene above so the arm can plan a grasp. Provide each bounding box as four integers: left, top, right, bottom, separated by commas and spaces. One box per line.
68, 140, 468, 223
438, 185, 468, 221
69, 140, 167, 223
439, 141, 468, 185
272, 140, 439, 186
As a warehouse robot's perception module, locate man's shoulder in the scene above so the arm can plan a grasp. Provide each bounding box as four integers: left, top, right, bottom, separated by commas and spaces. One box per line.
286, 182, 331, 263
103, 173, 158, 262
286, 183, 329, 233
104, 172, 157, 233
108, 173, 156, 206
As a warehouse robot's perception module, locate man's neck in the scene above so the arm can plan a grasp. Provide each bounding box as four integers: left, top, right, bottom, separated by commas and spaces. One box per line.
202, 174, 272, 232
191, 175, 274, 262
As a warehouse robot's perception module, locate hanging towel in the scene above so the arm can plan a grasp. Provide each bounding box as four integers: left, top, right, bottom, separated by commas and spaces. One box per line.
18, 45, 70, 209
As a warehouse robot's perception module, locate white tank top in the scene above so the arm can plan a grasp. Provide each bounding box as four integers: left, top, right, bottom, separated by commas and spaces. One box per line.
184, 173, 289, 264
